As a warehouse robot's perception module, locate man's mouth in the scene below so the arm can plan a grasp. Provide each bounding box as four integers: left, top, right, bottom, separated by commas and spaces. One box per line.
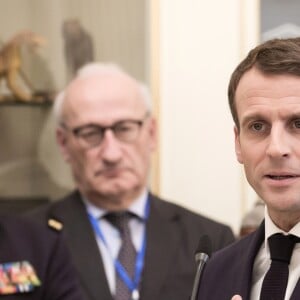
265, 174, 298, 180
96, 167, 126, 177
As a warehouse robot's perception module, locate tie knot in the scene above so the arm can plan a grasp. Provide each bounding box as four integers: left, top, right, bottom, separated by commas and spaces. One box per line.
104, 211, 132, 233
268, 233, 300, 264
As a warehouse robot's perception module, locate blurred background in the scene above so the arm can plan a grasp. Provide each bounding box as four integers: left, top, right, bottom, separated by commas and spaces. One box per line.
1, 0, 299, 234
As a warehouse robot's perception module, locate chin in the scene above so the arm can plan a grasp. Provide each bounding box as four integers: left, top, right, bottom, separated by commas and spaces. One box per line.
266, 196, 300, 211
91, 174, 139, 193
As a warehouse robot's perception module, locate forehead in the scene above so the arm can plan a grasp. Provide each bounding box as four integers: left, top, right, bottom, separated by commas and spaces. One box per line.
235, 68, 300, 120
62, 73, 146, 123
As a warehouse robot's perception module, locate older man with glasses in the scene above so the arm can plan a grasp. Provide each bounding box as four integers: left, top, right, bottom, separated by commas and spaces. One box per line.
31, 62, 234, 300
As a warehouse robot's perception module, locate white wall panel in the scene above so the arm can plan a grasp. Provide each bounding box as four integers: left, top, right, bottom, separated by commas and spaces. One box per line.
158, 0, 259, 234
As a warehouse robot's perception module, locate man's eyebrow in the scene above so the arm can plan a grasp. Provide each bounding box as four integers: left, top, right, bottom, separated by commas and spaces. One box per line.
288, 113, 300, 120
73, 123, 101, 132
240, 113, 265, 128
73, 119, 135, 131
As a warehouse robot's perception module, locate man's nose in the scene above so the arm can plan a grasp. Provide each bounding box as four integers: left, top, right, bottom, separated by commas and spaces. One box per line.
266, 126, 290, 158
100, 130, 122, 162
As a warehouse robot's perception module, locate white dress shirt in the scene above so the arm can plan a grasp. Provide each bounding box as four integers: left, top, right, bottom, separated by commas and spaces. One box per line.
250, 207, 300, 300
83, 190, 148, 295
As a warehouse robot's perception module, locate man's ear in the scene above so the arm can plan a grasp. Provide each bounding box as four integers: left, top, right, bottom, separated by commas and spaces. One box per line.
234, 126, 243, 164
148, 117, 157, 152
56, 128, 71, 162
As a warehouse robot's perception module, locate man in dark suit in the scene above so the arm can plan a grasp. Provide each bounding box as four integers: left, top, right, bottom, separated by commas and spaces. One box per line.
0, 215, 83, 299
33, 62, 234, 300
197, 38, 300, 300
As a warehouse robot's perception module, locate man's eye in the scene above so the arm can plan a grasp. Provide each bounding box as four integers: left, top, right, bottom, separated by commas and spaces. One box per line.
251, 122, 264, 131
116, 123, 135, 132
118, 125, 131, 132
79, 129, 99, 137
293, 119, 300, 128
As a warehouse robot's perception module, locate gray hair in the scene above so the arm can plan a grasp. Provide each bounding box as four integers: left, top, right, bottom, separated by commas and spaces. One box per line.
53, 62, 152, 124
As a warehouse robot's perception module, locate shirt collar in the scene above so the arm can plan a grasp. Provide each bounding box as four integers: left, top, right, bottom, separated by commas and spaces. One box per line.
83, 189, 149, 221
265, 206, 300, 241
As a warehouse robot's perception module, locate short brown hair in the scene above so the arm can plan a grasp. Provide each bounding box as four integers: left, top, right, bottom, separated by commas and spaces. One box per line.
228, 37, 300, 129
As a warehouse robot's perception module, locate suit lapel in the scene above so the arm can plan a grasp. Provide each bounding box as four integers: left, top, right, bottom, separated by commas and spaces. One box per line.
234, 223, 265, 300
140, 194, 182, 300
234, 223, 300, 300
48, 192, 113, 300
291, 278, 300, 299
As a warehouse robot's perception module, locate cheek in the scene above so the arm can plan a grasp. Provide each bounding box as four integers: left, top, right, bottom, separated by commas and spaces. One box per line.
137, 148, 152, 175
240, 146, 264, 179
126, 146, 151, 174
68, 148, 93, 174
240, 148, 255, 168
237, 135, 263, 165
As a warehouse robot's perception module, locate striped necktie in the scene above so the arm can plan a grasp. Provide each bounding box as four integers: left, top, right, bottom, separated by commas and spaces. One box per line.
105, 212, 137, 300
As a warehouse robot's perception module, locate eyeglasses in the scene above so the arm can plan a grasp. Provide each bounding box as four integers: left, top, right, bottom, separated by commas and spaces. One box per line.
61, 112, 149, 149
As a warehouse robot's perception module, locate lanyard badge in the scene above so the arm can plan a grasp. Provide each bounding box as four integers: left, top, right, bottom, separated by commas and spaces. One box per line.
88, 197, 150, 298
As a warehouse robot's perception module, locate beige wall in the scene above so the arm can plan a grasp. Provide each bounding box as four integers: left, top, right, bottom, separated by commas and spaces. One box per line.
157, 0, 260, 234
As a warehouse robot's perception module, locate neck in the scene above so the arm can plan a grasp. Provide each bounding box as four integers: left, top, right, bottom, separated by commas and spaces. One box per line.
269, 210, 300, 232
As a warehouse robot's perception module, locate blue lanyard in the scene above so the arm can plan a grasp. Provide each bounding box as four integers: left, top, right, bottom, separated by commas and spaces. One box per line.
88, 197, 150, 295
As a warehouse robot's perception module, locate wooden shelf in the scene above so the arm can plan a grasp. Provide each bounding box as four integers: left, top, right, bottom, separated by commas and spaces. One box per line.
0, 100, 52, 107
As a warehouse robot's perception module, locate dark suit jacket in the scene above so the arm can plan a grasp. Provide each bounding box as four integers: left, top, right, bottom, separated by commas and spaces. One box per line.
197, 222, 300, 300
0, 215, 83, 300
31, 190, 234, 300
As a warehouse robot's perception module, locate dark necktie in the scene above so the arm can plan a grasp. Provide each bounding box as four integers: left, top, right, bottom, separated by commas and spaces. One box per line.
105, 212, 137, 300
260, 233, 299, 300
